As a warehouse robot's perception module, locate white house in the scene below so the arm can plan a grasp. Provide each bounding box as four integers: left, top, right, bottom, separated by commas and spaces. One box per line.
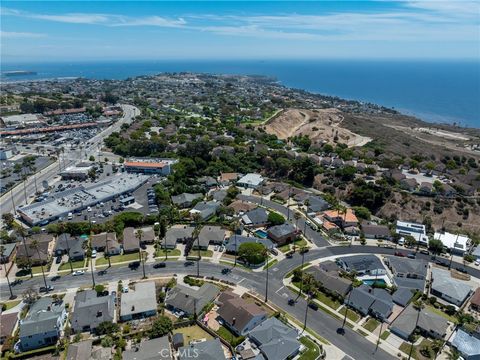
396, 220, 429, 245
433, 232, 470, 255
237, 173, 265, 188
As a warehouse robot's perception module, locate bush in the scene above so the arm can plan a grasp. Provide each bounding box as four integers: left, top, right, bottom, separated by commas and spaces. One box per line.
148, 316, 173, 339
238, 242, 267, 265
268, 211, 285, 226
184, 276, 205, 287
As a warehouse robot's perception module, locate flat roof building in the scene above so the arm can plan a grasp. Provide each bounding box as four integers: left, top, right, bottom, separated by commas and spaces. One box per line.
396, 220, 428, 245
433, 232, 470, 255
237, 173, 265, 188
124, 159, 173, 175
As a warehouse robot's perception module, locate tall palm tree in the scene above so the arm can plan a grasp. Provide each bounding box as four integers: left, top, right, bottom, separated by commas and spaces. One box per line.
233, 217, 241, 267
86, 247, 95, 288
293, 212, 301, 253
1, 245, 15, 299
16, 226, 33, 278
302, 276, 315, 332
103, 225, 113, 268
135, 229, 146, 279
192, 214, 202, 278
30, 239, 48, 292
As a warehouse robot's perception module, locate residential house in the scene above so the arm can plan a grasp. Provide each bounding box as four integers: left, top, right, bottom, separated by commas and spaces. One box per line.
16, 233, 54, 266
19, 297, 67, 351
68, 238, 86, 261
241, 208, 269, 227
392, 288, 416, 307
216, 291, 267, 336
0, 312, 18, 346
123, 227, 139, 253
336, 255, 387, 276
228, 200, 256, 215
193, 226, 225, 250
178, 338, 225, 360
395, 220, 428, 245
419, 182, 433, 195
323, 209, 359, 229
120, 282, 157, 321
267, 223, 297, 246
189, 201, 220, 221
90, 232, 121, 255
65, 340, 93, 360
171, 193, 203, 208
237, 173, 265, 189
306, 264, 352, 298
400, 178, 418, 191
123, 336, 172, 360
172, 333, 184, 350
431, 268, 472, 307
470, 288, 480, 311
71, 290, 115, 333
305, 195, 330, 213
248, 317, 301, 360
225, 235, 274, 254
390, 303, 449, 340
212, 189, 227, 202
0, 243, 16, 264
384, 256, 427, 303
55, 233, 78, 256
140, 226, 156, 244
361, 224, 391, 240
163, 226, 194, 249
219, 172, 239, 185
433, 231, 470, 256
450, 328, 480, 360
165, 283, 220, 316
346, 285, 393, 321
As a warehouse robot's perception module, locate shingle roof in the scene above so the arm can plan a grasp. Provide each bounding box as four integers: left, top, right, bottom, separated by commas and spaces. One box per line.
123, 227, 139, 252
66, 340, 93, 360
123, 336, 172, 360
431, 268, 472, 304
165, 283, 220, 315
348, 285, 393, 319
390, 304, 449, 339
306, 196, 330, 212
0, 312, 18, 340
338, 255, 385, 273
171, 193, 203, 206
249, 317, 300, 360
179, 338, 225, 360
392, 287, 415, 307
165, 226, 194, 244
306, 266, 352, 297
198, 226, 225, 247
470, 288, 480, 307
225, 235, 274, 253
120, 282, 157, 318
267, 223, 296, 238
217, 291, 266, 334
451, 329, 480, 358
385, 256, 428, 278
20, 297, 64, 337
242, 208, 268, 226
71, 290, 115, 331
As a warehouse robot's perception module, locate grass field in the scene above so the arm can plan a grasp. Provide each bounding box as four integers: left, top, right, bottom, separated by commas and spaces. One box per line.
399, 342, 417, 359
363, 318, 380, 332
299, 336, 321, 360
95, 253, 140, 265
189, 250, 213, 258
216, 325, 244, 345
3, 299, 21, 310
174, 325, 213, 343
58, 260, 85, 271
425, 305, 458, 324
292, 281, 341, 310
338, 307, 360, 322
155, 249, 181, 257
380, 331, 390, 340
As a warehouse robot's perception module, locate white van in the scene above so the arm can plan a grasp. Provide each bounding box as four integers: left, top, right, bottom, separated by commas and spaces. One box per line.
67, 212, 73, 220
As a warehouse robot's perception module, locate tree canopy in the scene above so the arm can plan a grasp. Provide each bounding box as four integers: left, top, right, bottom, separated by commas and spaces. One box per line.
238, 242, 267, 265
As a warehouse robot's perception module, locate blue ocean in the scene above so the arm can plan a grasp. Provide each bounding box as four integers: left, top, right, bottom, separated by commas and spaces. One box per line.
2, 60, 479, 128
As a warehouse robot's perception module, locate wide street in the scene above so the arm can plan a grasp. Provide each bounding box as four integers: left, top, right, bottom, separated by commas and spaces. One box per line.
0, 105, 139, 215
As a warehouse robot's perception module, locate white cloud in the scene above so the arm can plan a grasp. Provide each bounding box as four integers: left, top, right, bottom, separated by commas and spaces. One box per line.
0, 30, 46, 38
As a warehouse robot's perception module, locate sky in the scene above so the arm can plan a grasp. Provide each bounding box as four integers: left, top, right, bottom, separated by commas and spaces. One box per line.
1, 1, 479, 63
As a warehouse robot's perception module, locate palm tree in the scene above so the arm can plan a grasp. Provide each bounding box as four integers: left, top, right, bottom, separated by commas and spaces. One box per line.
302, 276, 315, 332
233, 217, 241, 267
86, 247, 95, 288
103, 225, 113, 268
30, 239, 48, 292
263, 247, 269, 303
136, 229, 146, 279
1, 245, 15, 299
296, 248, 306, 301
192, 214, 202, 278
293, 212, 301, 253
16, 226, 33, 278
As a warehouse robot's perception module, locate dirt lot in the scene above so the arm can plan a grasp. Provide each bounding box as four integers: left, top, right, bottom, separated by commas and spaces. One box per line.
261, 108, 371, 148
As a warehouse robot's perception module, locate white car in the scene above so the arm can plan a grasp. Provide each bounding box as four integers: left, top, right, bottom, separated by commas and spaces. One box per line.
72, 270, 85, 276
91, 250, 97, 258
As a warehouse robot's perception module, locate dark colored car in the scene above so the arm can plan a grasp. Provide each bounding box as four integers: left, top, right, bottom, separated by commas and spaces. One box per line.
50, 276, 61, 281
128, 261, 140, 270
184, 261, 195, 267
288, 298, 295, 306
300, 248, 309, 254
336, 328, 346, 335
286, 252, 294, 259
456, 267, 467, 273
308, 301, 319, 311
39, 285, 54, 292
98, 270, 107, 276
221, 268, 231, 275
153, 262, 166, 269
435, 259, 449, 267
55, 256, 62, 264
11, 279, 23, 286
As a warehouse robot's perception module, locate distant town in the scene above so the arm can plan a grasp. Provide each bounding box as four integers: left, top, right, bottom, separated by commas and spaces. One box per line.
1, 73, 479, 360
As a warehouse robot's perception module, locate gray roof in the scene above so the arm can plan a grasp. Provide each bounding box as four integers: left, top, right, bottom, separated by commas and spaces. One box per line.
123, 336, 172, 360
171, 193, 203, 207
198, 226, 225, 247
242, 208, 268, 226
451, 329, 480, 358
306, 196, 330, 212
66, 340, 93, 360
267, 223, 296, 239
120, 282, 157, 318
338, 255, 385, 274
217, 291, 266, 334
191, 201, 220, 220
390, 304, 449, 339
165, 226, 194, 244
123, 227, 139, 252
392, 287, 415, 307
71, 290, 115, 331
20, 297, 65, 337
68, 238, 86, 258
212, 190, 227, 202
179, 338, 225, 360
306, 266, 352, 297
249, 317, 301, 360
347, 285, 393, 319
473, 247, 480, 257
225, 235, 274, 253
431, 268, 472, 304
0, 242, 16, 258
362, 224, 391, 238
165, 283, 220, 315
393, 277, 425, 291
385, 256, 428, 279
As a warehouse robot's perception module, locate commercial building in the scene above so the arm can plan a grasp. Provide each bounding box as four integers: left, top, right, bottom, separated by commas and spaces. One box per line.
433, 231, 470, 255
60, 164, 93, 181
18, 174, 149, 226
124, 159, 172, 175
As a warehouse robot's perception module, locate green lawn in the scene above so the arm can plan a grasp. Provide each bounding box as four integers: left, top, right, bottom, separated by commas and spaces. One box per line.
155, 249, 181, 257
216, 325, 244, 346
190, 250, 213, 258
293, 238, 308, 248
58, 260, 85, 271
4, 299, 21, 310
357, 329, 369, 337
363, 318, 380, 332
278, 244, 291, 253
292, 281, 341, 310
425, 305, 458, 324
95, 253, 140, 265
299, 336, 321, 360
380, 331, 390, 340
399, 342, 417, 359
338, 307, 360, 322
173, 325, 213, 343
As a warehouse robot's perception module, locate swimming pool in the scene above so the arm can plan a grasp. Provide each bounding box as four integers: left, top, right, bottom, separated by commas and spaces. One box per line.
362, 279, 387, 286
255, 230, 268, 239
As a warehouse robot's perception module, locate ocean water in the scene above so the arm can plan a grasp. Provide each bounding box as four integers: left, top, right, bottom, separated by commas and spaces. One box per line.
2, 60, 479, 128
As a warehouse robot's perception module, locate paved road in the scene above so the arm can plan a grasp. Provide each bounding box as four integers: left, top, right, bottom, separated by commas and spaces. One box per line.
238, 194, 330, 247
0, 105, 139, 215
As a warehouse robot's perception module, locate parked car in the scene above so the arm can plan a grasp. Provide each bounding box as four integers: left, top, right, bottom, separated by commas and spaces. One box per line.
407, 253, 416, 259
394, 251, 406, 257
91, 250, 97, 258
40, 285, 54, 292
128, 261, 140, 270
288, 298, 296, 306
221, 268, 231, 275
153, 262, 166, 269
55, 256, 62, 264
50, 276, 61, 281
184, 261, 195, 267
72, 270, 85, 276
308, 301, 319, 311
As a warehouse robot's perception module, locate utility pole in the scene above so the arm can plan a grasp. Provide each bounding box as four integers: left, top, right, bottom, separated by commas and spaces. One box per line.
303, 293, 310, 332
10, 189, 16, 214
264, 250, 269, 303
296, 250, 305, 301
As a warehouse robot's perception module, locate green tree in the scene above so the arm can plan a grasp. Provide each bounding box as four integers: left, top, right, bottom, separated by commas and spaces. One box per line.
148, 316, 173, 339
238, 242, 267, 265
1, 213, 14, 228
268, 211, 285, 226
89, 155, 95, 162
428, 239, 444, 256
96, 321, 119, 335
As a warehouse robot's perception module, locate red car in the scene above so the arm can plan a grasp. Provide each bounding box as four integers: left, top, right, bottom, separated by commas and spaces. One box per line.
394, 251, 406, 257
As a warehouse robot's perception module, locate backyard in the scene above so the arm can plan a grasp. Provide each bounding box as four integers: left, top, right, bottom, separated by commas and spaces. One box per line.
299, 336, 321, 360
173, 325, 213, 344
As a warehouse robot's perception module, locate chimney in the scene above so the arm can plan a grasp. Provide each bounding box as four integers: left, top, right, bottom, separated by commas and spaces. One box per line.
131, 305, 135, 311
232, 317, 236, 325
